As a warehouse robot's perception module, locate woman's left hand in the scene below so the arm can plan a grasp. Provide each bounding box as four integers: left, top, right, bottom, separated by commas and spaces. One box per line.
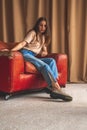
41, 51, 48, 57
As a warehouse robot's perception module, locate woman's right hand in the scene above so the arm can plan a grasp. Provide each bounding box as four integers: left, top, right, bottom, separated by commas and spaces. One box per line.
0, 49, 9, 51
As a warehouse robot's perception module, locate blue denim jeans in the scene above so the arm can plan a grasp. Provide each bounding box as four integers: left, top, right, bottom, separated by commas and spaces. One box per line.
19, 49, 58, 86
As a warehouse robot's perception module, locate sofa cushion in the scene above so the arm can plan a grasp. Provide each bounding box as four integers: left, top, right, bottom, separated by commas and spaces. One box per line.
25, 61, 39, 74
0, 41, 9, 50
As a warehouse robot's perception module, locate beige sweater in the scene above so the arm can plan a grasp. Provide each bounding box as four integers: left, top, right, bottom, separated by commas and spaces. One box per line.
24, 30, 47, 54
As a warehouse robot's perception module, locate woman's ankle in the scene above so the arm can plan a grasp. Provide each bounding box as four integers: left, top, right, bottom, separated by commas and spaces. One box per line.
52, 82, 61, 90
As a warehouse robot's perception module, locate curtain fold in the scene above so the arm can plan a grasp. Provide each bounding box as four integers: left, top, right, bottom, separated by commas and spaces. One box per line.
68, 0, 87, 82
0, 0, 87, 83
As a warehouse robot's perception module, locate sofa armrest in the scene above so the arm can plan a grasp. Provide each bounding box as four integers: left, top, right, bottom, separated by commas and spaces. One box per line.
0, 51, 24, 92
0, 51, 24, 74
10, 51, 24, 74
0, 41, 9, 50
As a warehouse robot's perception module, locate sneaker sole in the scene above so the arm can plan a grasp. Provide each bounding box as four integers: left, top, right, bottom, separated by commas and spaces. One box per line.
50, 92, 73, 101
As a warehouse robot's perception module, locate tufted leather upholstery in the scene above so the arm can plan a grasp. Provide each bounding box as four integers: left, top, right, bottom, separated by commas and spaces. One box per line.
0, 41, 67, 95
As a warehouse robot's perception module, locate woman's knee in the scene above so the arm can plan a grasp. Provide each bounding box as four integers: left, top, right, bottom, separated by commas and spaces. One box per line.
49, 58, 56, 65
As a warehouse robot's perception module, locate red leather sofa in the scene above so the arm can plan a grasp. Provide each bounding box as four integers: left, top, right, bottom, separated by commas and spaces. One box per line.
0, 41, 67, 99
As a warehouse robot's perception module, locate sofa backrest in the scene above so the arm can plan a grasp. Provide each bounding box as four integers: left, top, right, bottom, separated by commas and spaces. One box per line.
0, 41, 19, 50
0, 41, 9, 50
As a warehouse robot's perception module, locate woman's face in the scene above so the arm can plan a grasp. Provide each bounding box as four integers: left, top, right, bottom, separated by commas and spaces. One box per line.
38, 20, 47, 34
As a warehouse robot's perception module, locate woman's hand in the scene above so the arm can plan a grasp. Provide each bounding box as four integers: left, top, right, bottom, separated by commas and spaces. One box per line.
41, 51, 48, 57
41, 45, 48, 57
0, 49, 9, 51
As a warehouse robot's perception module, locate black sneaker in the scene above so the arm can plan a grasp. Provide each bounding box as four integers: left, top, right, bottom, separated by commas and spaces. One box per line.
50, 90, 73, 102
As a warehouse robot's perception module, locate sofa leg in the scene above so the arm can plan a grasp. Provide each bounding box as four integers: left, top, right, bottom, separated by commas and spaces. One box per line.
60, 85, 66, 88
4, 94, 12, 100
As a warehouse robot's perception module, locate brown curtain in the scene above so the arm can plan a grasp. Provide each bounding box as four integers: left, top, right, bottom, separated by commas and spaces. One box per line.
0, 0, 87, 83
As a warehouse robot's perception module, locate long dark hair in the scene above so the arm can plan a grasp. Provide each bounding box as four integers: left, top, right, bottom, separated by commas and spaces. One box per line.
33, 17, 49, 35
27, 17, 51, 46
33, 17, 51, 46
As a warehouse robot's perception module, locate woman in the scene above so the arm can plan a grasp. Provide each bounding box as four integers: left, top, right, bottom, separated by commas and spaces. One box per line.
8, 17, 72, 101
